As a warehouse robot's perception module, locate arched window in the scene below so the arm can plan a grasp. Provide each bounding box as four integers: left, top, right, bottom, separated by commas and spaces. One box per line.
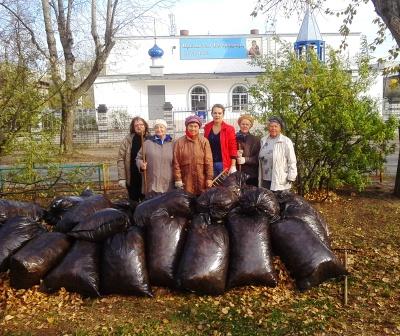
190, 86, 207, 111
232, 85, 248, 111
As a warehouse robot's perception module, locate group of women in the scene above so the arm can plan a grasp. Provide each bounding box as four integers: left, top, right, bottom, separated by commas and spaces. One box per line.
117, 104, 297, 201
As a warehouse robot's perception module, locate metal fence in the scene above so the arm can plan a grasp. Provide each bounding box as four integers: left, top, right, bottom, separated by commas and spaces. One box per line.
46, 105, 266, 145
0, 163, 111, 197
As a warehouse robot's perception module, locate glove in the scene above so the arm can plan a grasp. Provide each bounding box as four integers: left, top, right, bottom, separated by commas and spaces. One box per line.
118, 179, 127, 188
229, 166, 237, 174
175, 180, 184, 189
237, 157, 245, 165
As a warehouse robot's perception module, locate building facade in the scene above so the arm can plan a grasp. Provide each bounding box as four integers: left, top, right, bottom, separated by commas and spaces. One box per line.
93, 12, 384, 136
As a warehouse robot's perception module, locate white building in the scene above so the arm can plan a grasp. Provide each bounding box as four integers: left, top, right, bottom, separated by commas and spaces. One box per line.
93, 10, 384, 133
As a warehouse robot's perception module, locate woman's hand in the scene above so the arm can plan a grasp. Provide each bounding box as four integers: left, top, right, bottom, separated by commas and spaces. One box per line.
140, 161, 147, 170
206, 179, 213, 188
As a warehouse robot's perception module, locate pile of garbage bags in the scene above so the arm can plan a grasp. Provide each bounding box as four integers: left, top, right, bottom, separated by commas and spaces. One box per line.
0, 173, 347, 297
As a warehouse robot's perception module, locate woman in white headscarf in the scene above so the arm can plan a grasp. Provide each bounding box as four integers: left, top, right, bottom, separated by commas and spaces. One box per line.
136, 119, 174, 195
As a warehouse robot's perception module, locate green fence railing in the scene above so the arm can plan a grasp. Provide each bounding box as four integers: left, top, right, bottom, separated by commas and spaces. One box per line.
0, 163, 110, 197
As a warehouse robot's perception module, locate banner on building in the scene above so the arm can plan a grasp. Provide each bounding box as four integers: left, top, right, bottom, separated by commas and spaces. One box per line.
180, 37, 252, 60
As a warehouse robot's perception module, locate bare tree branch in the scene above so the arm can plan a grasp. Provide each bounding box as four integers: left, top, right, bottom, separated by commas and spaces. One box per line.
0, 2, 47, 58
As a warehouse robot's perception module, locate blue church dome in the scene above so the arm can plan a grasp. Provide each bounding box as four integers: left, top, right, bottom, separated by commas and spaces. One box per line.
148, 44, 164, 58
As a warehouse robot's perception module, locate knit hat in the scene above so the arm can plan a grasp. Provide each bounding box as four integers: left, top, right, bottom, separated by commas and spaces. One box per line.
238, 114, 254, 127
154, 119, 168, 129
185, 115, 202, 127
268, 116, 285, 129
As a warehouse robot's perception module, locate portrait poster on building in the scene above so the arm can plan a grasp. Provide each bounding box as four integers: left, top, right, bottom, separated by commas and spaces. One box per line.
247, 38, 262, 58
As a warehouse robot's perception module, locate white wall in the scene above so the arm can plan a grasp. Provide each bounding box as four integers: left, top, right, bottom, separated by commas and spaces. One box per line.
94, 76, 257, 120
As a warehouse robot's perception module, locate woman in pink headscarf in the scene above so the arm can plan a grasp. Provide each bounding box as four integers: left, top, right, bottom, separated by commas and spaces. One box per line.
173, 115, 213, 195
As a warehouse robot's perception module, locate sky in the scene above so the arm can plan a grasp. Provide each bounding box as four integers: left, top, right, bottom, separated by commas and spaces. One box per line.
154, 0, 395, 58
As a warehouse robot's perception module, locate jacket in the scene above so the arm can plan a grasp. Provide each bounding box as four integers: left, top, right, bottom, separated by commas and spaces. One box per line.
204, 121, 237, 170
117, 133, 136, 185
136, 135, 174, 194
258, 133, 297, 191
173, 135, 213, 195
236, 132, 261, 180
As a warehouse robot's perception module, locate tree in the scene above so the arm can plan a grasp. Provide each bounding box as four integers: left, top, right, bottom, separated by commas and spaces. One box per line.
250, 48, 397, 195
0, 62, 45, 156
0, 14, 47, 156
0, 0, 172, 154
252, 0, 400, 197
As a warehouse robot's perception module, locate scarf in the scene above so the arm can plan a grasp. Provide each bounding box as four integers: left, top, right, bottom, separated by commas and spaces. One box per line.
150, 134, 172, 145
185, 130, 196, 139
236, 131, 248, 143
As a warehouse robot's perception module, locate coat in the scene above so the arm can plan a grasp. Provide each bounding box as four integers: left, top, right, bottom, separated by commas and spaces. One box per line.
117, 133, 137, 185
236, 132, 261, 180
258, 133, 297, 191
173, 135, 213, 195
136, 136, 174, 194
204, 121, 237, 171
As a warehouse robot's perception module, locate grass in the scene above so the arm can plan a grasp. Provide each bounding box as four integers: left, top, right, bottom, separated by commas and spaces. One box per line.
1, 182, 400, 335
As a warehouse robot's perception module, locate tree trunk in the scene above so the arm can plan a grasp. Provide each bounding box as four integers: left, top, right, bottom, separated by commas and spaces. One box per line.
394, 125, 400, 197
60, 98, 75, 154
371, 0, 400, 48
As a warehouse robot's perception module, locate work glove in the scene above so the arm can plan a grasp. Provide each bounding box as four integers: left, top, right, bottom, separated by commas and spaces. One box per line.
175, 180, 184, 189
237, 157, 245, 165
229, 166, 237, 174
118, 179, 127, 188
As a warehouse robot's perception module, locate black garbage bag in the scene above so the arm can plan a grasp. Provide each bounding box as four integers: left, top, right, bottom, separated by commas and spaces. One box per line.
0, 199, 43, 223
146, 209, 188, 288
55, 194, 112, 233
222, 171, 250, 189
210, 187, 239, 220
134, 189, 195, 227
197, 187, 239, 220
274, 189, 294, 204
80, 188, 95, 197
278, 192, 330, 246
68, 208, 131, 242
9, 232, 71, 289
177, 213, 229, 295
196, 187, 220, 213
144, 191, 163, 200
270, 218, 347, 291
221, 171, 251, 197
239, 187, 280, 222
44, 195, 85, 225
0, 217, 46, 272
42, 240, 101, 297
101, 226, 152, 297
111, 198, 138, 223
226, 208, 277, 288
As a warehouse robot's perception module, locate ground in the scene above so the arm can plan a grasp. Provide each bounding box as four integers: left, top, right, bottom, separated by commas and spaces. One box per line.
0, 150, 399, 336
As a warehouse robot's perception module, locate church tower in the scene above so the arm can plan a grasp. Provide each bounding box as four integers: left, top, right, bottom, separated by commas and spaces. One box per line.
294, 6, 325, 61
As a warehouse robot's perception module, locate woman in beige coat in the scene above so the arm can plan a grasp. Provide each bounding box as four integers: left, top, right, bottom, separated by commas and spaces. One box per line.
259, 116, 297, 191
136, 119, 174, 195
173, 115, 213, 195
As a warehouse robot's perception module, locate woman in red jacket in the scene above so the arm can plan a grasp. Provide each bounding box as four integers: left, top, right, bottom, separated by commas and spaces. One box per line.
204, 104, 238, 177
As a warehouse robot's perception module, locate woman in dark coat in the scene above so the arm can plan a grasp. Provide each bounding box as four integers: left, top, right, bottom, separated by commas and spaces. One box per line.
117, 116, 149, 201
236, 114, 261, 186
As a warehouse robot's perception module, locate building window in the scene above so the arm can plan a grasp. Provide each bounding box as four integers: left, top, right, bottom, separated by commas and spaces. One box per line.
232, 85, 248, 111
190, 86, 207, 111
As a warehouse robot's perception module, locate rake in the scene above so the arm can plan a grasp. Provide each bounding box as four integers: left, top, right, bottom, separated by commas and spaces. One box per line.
211, 169, 229, 187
